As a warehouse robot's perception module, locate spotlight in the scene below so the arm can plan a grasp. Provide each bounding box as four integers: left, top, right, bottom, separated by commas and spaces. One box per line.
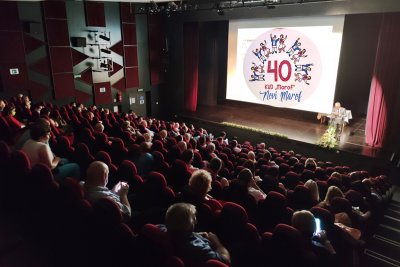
99, 34, 110, 42
101, 48, 111, 54
216, 4, 224, 15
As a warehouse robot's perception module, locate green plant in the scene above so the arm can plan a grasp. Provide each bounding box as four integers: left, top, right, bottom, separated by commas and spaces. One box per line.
221, 122, 288, 139
317, 125, 338, 149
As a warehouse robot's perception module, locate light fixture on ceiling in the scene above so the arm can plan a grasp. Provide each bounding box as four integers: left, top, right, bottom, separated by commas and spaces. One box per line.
101, 48, 111, 54
99, 34, 110, 42
216, 4, 224, 15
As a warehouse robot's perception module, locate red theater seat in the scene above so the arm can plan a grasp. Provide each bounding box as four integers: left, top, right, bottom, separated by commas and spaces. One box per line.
216, 202, 261, 266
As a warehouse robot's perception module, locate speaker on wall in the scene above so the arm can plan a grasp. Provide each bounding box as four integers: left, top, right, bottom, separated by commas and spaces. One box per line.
70, 37, 87, 47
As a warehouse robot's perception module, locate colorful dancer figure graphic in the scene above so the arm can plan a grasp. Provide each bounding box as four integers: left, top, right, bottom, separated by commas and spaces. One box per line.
287, 38, 301, 57
294, 73, 311, 85
278, 34, 287, 53
295, 63, 313, 75
260, 41, 271, 59
291, 49, 308, 64
270, 34, 279, 54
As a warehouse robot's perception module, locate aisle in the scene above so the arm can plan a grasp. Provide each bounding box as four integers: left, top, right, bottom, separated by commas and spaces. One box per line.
363, 186, 400, 267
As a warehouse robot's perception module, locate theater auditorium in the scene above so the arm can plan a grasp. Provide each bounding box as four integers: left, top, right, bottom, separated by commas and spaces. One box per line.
0, 0, 400, 266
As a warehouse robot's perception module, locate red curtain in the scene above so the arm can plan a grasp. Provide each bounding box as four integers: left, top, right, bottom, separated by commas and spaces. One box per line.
366, 13, 400, 149
183, 22, 199, 112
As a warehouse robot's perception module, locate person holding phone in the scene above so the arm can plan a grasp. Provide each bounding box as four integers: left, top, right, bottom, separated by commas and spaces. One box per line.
157, 203, 231, 266
83, 161, 131, 220
292, 210, 337, 267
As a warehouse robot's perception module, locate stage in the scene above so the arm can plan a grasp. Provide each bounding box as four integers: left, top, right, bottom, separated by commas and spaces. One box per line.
180, 101, 383, 159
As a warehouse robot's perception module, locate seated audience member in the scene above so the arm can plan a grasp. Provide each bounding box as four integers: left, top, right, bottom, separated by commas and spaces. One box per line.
143, 132, 152, 143
182, 149, 198, 174
94, 122, 105, 134
206, 143, 217, 159
158, 203, 231, 266
122, 120, 136, 135
16, 95, 33, 122
262, 150, 278, 167
305, 158, 317, 171
0, 99, 5, 114
135, 142, 154, 175
140, 119, 154, 137
178, 140, 188, 153
219, 131, 228, 145
3, 104, 25, 132
248, 151, 256, 163
183, 133, 191, 143
22, 118, 80, 181
209, 157, 229, 188
243, 160, 262, 182
40, 107, 58, 126
230, 140, 241, 154
179, 169, 214, 203
84, 161, 131, 220
159, 129, 168, 142
29, 104, 43, 122
237, 168, 266, 202
319, 186, 344, 211
292, 210, 337, 267
257, 142, 266, 154
208, 157, 222, 180
304, 179, 320, 204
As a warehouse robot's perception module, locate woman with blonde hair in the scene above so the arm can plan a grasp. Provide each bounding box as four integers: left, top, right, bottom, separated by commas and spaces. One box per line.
304, 158, 317, 171
319, 186, 344, 210
304, 179, 320, 203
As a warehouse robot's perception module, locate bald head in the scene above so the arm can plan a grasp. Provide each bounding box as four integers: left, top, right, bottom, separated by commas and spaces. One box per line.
177, 141, 187, 152
86, 161, 109, 187
94, 122, 104, 133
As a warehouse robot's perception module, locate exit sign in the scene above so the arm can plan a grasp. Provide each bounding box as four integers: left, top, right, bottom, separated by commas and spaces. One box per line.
10, 68, 19, 75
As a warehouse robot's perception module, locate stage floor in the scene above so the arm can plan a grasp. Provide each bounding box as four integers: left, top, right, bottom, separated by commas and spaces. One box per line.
182, 102, 382, 158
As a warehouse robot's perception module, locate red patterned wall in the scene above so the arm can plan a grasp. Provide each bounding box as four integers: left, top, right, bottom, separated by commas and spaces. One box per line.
120, 3, 139, 89
0, 2, 29, 95
42, 1, 75, 101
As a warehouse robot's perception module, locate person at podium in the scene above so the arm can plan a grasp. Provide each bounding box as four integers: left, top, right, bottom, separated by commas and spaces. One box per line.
330, 102, 346, 141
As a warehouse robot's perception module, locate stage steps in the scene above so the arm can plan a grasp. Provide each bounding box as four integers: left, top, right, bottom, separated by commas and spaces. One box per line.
362, 187, 400, 267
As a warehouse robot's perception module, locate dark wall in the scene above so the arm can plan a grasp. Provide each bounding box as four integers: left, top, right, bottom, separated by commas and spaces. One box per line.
0, 1, 165, 117
335, 13, 382, 115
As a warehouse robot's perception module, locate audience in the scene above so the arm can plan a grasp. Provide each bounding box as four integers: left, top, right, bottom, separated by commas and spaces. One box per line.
0, 93, 390, 267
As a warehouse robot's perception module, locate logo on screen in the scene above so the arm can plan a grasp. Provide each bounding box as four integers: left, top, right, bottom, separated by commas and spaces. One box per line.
243, 28, 322, 107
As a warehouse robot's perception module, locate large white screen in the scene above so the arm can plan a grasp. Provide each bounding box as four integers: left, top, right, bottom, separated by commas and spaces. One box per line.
226, 16, 344, 113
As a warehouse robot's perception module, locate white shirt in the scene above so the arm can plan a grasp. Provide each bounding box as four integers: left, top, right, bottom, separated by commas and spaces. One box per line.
248, 187, 266, 203
22, 139, 53, 166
